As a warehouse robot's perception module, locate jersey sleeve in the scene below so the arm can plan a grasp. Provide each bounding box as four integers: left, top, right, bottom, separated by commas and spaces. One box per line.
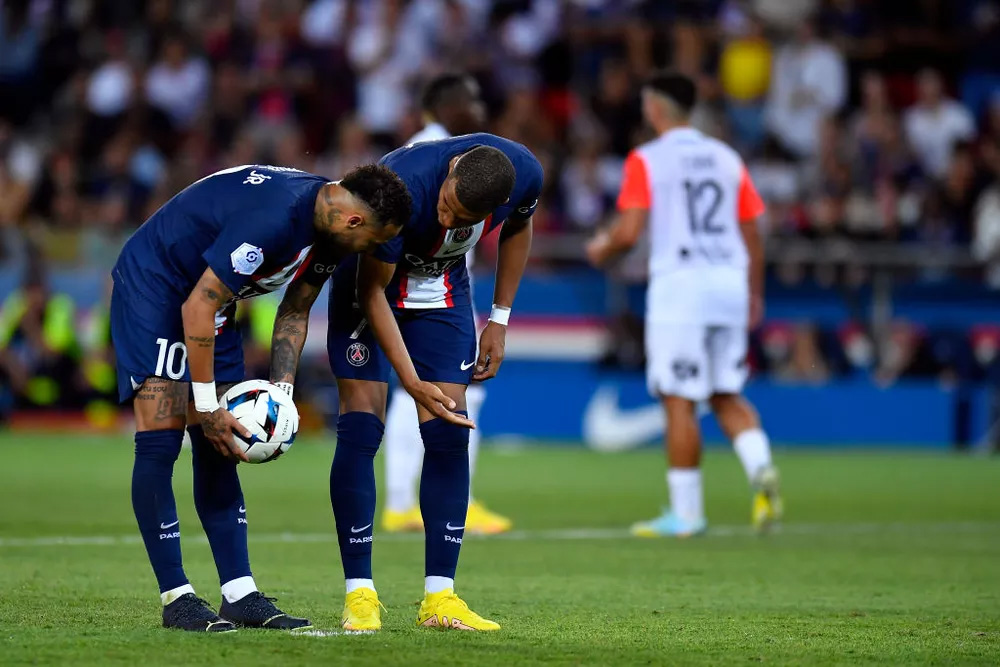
371, 234, 404, 265
202, 212, 289, 295
295, 246, 339, 287
616, 151, 651, 211
737, 164, 765, 222
507, 155, 544, 221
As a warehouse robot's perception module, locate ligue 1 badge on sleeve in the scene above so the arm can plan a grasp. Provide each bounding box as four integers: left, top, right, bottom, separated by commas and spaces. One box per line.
347, 342, 370, 367
231, 243, 265, 275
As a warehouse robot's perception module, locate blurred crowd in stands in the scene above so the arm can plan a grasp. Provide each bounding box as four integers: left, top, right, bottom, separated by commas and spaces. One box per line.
4, 0, 1000, 414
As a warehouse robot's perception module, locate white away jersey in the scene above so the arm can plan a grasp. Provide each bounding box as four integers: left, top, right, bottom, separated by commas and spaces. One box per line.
407, 122, 450, 145
617, 128, 765, 325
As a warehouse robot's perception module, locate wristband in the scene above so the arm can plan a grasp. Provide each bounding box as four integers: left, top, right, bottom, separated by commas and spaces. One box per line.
489, 305, 511, 326
192, 381, 220, 413
274, 382, 294, 398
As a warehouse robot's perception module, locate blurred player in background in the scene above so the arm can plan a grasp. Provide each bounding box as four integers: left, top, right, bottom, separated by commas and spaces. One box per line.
327, 135, 542, 631
111, 163, 415, 632
587, 72, 782, 537
382, 73, 513, 536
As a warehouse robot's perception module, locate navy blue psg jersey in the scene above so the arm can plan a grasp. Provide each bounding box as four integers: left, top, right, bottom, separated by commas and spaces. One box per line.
375, 133, 543, 309
113, 165, 331, 326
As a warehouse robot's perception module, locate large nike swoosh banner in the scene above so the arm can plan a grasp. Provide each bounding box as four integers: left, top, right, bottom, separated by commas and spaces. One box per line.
474, 360, 983, 448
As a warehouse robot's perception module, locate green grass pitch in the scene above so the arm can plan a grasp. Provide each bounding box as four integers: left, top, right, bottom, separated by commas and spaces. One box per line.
1, 433, 998, 665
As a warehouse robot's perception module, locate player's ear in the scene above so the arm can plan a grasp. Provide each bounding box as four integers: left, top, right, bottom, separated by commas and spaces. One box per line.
345, 214, 364, 229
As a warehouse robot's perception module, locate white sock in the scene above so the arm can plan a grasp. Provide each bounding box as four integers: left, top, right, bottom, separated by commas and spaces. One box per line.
221, 576, 258, 603
346, 578, 375, 593
667, 468, 704, 522
161, 583, 196, 606
384, 388, 424, 512
733, 428, 772, 483
466, 384, 486, 500
425, 576, 454, 594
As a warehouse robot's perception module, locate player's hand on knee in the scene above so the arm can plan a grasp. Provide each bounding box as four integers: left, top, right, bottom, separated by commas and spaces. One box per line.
200, 408, 252, 462
406, 381, 475, 429
473, 322, 505, 381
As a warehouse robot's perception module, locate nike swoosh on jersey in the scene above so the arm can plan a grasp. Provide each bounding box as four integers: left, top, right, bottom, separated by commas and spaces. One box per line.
460, 360, 475, 371
350, 523, 373, 533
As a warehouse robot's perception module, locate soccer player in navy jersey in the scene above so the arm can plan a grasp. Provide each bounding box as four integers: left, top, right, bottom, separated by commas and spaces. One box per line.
381, 73, 514, 537
326, 135, 543, 631
111, 163, 438, 632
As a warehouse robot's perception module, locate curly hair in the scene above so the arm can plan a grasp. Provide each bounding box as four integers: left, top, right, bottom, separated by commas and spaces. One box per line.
453, 146, 516, 215
340, 164, 413, 228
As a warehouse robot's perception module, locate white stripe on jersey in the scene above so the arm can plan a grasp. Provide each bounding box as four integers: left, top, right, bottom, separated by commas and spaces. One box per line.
396, 220, 484, 309
398, 123, 477, 309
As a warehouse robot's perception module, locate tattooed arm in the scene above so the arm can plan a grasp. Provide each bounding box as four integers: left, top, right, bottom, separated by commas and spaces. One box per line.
269, 276, 326, 393
181, 267, 250, 461
181, 268, 233, 385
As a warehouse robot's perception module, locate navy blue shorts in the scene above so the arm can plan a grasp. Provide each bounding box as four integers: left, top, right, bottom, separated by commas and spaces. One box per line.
327, 270, 477, 386
110, 281, 245, 403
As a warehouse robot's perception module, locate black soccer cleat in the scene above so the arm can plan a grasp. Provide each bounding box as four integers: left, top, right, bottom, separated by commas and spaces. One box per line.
162, 593, 236, 632
219, 592, 312, 630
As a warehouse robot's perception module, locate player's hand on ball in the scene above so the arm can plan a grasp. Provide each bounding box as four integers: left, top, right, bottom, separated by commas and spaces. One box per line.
474, 321, 506, 381
200, 407, 252, 462
406, 380, 475, 429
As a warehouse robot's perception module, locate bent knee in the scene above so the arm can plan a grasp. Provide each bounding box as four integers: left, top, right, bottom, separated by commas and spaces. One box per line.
419, 412, 470, 453
337, 379, 388, 420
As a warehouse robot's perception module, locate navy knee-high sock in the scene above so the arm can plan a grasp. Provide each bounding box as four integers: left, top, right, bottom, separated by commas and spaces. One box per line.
190, 426, 252, 587
419, 412, 470, 579
330, 412, 384, 580
132, 429, 187, 593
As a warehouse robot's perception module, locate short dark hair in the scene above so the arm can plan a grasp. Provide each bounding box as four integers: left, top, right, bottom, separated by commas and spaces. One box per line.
340, 164, 412, 228
452, 146, 516, 215
421, 73, 477, 113
644, 70, 697, 114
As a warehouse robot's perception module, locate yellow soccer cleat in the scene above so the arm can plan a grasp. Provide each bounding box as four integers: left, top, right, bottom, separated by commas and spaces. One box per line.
465, 499, 512, 535
416, 589, 500, 631
381, 506, 424, 533
752, 466, 783, 534
341, 588, 383, 631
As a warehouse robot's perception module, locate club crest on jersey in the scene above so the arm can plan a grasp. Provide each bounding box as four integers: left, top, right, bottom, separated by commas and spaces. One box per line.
451, 226, 475, 243
347, 342, 370, 367
231, 243, 264, 275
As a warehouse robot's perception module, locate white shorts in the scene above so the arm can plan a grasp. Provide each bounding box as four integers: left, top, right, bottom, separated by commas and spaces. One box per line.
645, 323, 748, 401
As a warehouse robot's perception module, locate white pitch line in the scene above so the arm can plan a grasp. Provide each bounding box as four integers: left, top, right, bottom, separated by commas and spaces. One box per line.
0, 521, 997, 549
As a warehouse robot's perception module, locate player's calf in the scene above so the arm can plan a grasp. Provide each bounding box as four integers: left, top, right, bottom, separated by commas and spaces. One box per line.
419, 412, 471, 592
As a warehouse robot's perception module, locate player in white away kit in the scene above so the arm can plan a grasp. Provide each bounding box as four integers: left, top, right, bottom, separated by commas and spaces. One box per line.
587, 72, 782, 536
381, 73, 513, 535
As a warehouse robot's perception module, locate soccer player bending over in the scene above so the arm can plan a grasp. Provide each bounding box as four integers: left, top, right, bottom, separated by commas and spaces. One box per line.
587, 72, 783, 537
382, 73, 513, 536
326, 136, 542, 631
111, 163, 432, 632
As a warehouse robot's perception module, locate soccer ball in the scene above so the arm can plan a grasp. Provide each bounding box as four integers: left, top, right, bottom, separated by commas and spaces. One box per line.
221, 380, 299, 463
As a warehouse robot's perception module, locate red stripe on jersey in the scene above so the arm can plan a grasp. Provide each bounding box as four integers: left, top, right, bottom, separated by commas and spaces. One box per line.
290, 248, 315, 282
428, 225, 449, 257
396, 270, 409, 308
443, 271, 454, 308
